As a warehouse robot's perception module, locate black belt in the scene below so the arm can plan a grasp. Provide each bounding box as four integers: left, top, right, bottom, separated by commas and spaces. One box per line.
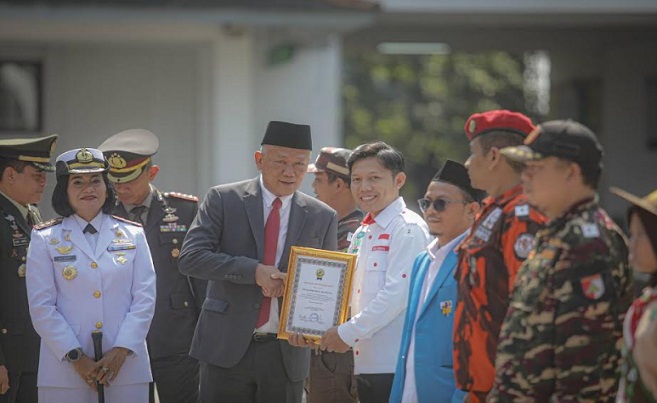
252, 332, 278, 343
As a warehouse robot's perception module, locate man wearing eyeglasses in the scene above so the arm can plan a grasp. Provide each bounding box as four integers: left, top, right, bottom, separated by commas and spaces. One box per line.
390, 160, 481, 403
453, 110, 547, 402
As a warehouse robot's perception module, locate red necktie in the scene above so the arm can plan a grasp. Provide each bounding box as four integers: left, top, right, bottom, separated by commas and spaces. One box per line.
256, 197, 282, 328
361, 213, 375, 225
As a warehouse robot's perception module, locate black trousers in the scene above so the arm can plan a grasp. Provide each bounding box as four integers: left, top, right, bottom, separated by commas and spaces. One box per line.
356, 373, 394, 403
199, 339, 303, 403
0, 371, 37, 403
149, 353, 199, 403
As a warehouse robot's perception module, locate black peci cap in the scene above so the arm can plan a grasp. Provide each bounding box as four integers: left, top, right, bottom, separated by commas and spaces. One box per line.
432, 160, 483, 202
261, 121, 312, 151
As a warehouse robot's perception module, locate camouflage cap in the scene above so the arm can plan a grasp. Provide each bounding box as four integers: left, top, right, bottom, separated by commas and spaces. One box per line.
307, 147, 352, 180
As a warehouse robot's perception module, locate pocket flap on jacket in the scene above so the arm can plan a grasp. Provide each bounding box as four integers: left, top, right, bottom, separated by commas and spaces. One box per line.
202, 298, 229, 313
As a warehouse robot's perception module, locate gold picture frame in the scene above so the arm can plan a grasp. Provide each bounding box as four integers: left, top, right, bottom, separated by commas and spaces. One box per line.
277, 246, 357, 342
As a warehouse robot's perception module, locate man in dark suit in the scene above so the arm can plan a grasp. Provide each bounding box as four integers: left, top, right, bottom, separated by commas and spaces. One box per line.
0, 134, 58, 403
99, 129, 206, 403
179, 121, 338, 403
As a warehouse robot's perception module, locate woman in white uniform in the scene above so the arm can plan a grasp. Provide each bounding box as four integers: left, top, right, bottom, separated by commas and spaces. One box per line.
26, 147, 156, 402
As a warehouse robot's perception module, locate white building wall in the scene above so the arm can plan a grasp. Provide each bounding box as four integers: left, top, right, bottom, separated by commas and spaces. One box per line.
251, 31, 342, 192
1, 43, 200, 219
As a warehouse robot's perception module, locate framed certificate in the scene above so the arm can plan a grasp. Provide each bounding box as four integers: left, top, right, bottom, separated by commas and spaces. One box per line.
277, 246, 357, 342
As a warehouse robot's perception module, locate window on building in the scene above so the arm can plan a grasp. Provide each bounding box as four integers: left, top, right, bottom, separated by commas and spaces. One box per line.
0, 61, 42, 132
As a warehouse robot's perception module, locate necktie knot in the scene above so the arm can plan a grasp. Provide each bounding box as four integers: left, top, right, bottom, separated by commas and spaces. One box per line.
272, 197, 282, 210
130, 205, 147, 225
83, 224, 97, 234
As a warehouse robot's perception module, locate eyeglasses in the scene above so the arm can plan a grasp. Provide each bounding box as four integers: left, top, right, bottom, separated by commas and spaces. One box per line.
417, 198, 468, 213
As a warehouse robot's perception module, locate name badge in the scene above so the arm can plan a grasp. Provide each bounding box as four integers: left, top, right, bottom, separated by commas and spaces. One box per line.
55, 255, 77, 262
12, 237, 29, 247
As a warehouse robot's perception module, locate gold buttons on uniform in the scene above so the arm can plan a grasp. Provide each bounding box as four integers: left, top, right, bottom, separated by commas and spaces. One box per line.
95, 322, 103, 329
22, 256, 26, 262
93, 291, 101, 298
1, 329, 7, 334
172, 238, 179, 244
91, 262, 98, 269
184, 301, 189, 307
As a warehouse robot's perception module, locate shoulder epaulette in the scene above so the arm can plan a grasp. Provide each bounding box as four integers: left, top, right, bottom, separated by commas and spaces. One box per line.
164, 192, 199, 202
34, 217, 63, 230
112, 215, 142, 227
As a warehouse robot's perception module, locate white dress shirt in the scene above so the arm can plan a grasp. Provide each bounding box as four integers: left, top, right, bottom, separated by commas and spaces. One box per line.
401, 234, 464, 403
255, 176, 293, 333
338, 197, 430, 374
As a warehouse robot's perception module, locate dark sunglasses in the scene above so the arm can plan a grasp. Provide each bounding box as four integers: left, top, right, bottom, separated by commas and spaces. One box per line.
417, 198, 467, 213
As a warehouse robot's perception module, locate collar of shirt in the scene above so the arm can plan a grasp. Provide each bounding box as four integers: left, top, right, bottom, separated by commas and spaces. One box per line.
427, 230, 467, 261
259, 175, 294, 210
369, 197, 406, 229
544, 194, 598, 233
73, 212, 104, 232
0, 189, 29, 221
123, 185, 155, 212
481, 183, 524, 209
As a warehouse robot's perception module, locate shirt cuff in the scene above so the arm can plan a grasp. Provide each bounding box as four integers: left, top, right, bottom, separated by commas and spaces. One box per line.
337, 321, 359, 348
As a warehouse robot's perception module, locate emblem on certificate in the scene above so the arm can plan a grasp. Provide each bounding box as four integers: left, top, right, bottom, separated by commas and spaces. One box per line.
277, 247, 356, 343
62, 265, 77, 280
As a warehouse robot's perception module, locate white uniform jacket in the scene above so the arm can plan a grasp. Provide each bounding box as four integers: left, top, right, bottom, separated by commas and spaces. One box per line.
26, 214, 156, 388
338, 197, 430, 374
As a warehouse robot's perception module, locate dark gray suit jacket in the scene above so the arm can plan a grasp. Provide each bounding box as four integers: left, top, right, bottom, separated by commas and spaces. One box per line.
178, 178, 338, 381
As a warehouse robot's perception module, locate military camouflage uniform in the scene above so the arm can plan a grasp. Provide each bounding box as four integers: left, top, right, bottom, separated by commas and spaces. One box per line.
489, 197, 633, 402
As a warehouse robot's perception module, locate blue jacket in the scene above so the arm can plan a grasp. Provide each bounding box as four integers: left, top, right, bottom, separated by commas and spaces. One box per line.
390, 235, 467, 403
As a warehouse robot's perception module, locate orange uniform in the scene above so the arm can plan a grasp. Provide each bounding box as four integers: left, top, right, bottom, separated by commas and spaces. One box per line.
453, 184, 546, 401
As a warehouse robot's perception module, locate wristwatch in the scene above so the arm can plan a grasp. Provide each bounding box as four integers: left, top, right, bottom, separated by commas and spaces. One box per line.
65, 348, 83, 363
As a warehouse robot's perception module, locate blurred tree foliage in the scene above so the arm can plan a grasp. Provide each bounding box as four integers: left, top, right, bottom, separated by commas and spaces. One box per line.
342, 50, 545, 204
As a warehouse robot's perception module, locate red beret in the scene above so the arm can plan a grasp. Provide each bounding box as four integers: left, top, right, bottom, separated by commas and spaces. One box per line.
464, 110, 535, 141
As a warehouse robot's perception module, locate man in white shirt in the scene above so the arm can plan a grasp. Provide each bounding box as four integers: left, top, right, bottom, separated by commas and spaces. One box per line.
389, 160, 481, 403
318, 141, 430, 403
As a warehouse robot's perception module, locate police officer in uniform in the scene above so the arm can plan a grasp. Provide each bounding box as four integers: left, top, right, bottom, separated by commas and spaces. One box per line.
99, 129, 205, 403
0, 134, 57, 403
489, 120, 633, 401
